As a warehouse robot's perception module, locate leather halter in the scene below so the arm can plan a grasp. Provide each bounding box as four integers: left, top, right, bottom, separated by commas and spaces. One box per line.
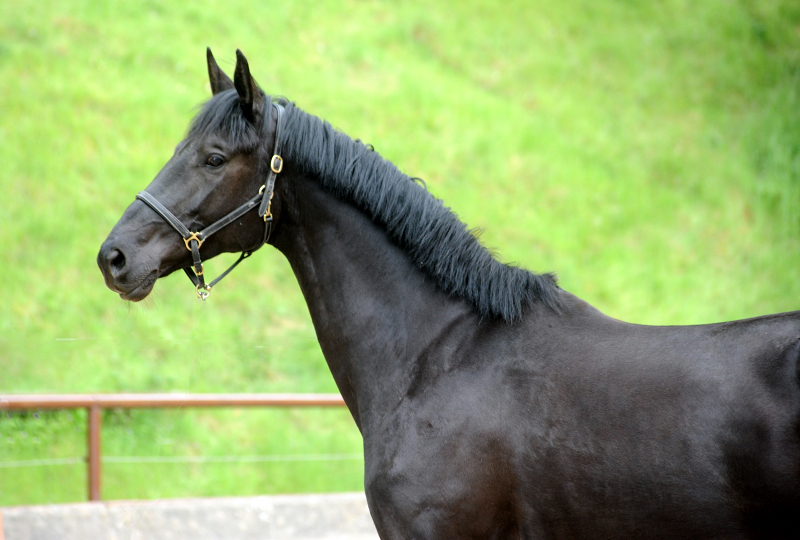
135, 100, 284, 300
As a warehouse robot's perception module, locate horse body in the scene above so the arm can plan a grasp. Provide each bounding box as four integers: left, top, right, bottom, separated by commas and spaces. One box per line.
355, 298, 800, 539
97, 50, 800, 539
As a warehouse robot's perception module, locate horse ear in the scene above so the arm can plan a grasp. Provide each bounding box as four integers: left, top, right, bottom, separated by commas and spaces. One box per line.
207, 47, 234, 95
234, 49, 265, 122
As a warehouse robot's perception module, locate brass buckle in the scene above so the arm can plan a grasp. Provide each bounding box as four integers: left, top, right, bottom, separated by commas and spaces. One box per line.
271, 155, 283, 174
183, 232, 204, 251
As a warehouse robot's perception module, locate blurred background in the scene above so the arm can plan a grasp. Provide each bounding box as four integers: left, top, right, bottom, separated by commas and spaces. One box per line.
1, 0, 799, 505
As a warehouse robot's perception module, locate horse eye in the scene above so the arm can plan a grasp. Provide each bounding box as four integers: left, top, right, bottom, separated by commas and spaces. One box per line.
206, 155, 224, 168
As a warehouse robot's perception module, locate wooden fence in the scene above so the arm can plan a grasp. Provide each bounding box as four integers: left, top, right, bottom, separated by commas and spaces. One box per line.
0, 393, 347, 501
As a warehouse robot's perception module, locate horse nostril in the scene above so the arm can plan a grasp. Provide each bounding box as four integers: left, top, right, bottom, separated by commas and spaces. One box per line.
108, 249, 126, 270
99, 244, 127, 276
97, 242, 132, 289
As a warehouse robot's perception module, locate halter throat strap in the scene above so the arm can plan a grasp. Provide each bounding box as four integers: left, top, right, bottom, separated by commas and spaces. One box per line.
135, 100, 285, 300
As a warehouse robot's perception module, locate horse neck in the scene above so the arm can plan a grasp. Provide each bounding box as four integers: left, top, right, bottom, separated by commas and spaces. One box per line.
271, 173, 476, 430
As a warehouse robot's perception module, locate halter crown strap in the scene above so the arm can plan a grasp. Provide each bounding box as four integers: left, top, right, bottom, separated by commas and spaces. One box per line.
258, 103, 284, 221
135, 100, 284, 300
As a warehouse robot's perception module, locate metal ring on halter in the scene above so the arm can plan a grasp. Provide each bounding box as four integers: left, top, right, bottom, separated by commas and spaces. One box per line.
196, 283, 211, 300
183, 232, 204, 251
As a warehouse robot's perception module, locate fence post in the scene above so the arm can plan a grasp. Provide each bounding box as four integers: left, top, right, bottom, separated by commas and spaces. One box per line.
87, 405, 102, 501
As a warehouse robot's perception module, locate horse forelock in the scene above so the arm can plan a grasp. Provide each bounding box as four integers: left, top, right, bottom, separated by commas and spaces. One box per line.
279, 102, 561, 323
186, 90, 263, 151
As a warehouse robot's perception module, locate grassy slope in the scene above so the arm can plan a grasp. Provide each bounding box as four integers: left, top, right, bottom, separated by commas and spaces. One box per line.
1, 0, 799, 504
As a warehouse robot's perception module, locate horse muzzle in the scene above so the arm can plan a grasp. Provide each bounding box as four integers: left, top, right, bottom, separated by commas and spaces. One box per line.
97, 238, 158, 301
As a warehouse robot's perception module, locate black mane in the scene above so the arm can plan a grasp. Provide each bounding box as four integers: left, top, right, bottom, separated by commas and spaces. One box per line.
190, 92, 561, 322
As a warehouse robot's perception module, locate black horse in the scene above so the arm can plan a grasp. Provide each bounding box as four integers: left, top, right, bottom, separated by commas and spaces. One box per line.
98, 49, 800, 539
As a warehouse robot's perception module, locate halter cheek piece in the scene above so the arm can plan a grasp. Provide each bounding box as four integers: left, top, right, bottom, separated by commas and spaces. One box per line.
135, 101, 284, 300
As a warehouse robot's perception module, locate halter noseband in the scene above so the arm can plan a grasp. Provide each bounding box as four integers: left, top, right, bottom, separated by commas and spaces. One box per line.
135, 100, 285, 300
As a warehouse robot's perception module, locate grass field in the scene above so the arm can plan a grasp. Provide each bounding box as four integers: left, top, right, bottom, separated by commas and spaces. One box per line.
1, 0, 800, 505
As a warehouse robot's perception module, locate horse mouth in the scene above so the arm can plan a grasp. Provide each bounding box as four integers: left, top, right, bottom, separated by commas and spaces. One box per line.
119, 271, 157, 302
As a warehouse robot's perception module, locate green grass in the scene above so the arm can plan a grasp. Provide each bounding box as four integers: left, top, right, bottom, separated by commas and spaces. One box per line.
1, 0, 800, 505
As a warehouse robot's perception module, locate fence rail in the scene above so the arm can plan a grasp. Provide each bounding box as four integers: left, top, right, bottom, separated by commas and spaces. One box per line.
0, 393, 347, 501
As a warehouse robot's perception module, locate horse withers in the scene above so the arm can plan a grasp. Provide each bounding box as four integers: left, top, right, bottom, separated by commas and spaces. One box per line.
98, 49, 800, 539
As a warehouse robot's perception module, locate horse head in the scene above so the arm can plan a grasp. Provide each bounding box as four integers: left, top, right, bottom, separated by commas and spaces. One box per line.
97, 49, 280, 301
